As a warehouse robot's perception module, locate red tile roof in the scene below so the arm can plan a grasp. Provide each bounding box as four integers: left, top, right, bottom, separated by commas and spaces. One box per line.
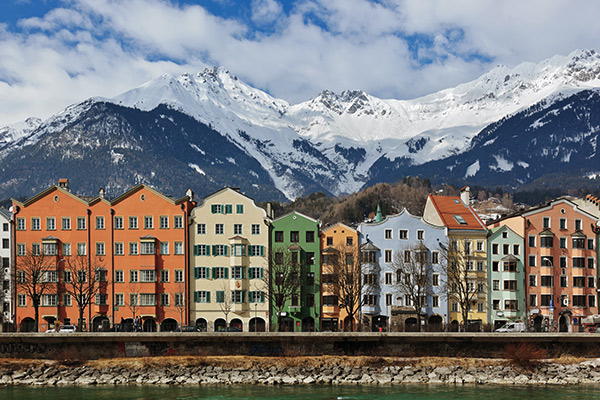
428, 195, 487, 231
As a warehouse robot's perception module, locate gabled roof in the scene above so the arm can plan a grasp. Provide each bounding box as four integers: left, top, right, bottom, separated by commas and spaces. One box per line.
360, 241, 380, 252
501, 254, 519, 262
0, 208, 10, 221
522, 197, 599, 221
427, 195, 487, 231
272, 210, 320, 225
321, 222, 357, 234
111, 184, 190, 206
358, 207, 446, 230
321, 246, 340, 253
12, 185, 90, 208
487, 224, 523, 240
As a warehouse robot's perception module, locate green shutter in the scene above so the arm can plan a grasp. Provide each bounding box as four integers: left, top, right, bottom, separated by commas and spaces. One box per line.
206, 291, 211, 303
194, 267, 199, 279
259, 245, 264, 257
259, 267, 264, 279
224, 268, 229, 279
241, 267, 246, 279
194, 291, 199, 303
236, 204, 244, 214
225, 204, 232, 214
212, 267, 217, 279
224, 245, 229, 256
260, 291, 265, 303
212, 245, 217, 256
211, 204, 217, 214
193, 245, 198, 256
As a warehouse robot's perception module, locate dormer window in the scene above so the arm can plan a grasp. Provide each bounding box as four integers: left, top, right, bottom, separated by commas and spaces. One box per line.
454, 215, 467, 225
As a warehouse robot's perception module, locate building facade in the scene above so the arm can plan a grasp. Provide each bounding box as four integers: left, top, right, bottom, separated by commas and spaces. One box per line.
0, 209, 11, 330
486, 225, 525, 329
189, 187, 270, 332
270, 212, 320, 332
358, 208, 448, 332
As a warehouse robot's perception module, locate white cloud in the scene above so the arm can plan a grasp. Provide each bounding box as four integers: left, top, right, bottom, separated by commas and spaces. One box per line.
0, 0, 600, 126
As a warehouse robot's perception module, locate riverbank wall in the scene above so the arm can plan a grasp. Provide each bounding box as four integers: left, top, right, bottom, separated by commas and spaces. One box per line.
2, 332, 600, 360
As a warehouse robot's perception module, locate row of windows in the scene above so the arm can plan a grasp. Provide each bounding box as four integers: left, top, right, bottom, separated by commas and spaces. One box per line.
528, 255, 595, 268
17, 241, 185, 256
541, 216, 584, 231
324, 236, 354, 246
370, 272, 442, 287
491, 299, 519, 311
197, 223, 261, 236
383, 229, 426, 241
528, 274, 596, 288
17, 293, 109, 307
16, 215, 184, 231
528, 235, 594, 249
491, 243, 520, 256
274, 230, 316, 243
382, 249, 441, 264
449, 302, 486, 313
193, 266, 264, 280
17, 269, 107, 284
193, 244, 265, 257
113, 269, 184, 283
528, 294, 596, 308
210, 204, 245, 215
194, 290, 265, 303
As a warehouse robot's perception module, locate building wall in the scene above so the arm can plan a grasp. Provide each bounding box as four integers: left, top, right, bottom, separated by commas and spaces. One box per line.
189, 188, 270, 332
270, 212, 320, 332
0, 210, 12, 328
320, 223, 359, 331
486, 226, 525, 328
358, 209, 448, 331
524, 199, 599, 331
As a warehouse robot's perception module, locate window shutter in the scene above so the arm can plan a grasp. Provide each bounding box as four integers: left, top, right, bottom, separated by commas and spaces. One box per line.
224, 268, 229, 279
194, 291, 199, 303
212, 267, 217, 279
259, 245, 264, 257
224, 245, 229, 256
194, 267, 199, 279
207, 291, 211, 303
225, 204, 232, 214
212, 245, 217, 256
259, 268, 264, 279
242, 267, 246, 279
260, 291, 265, 303
193, 245, 199, 256
247, 244, 251, 255
211, 205, 217, 214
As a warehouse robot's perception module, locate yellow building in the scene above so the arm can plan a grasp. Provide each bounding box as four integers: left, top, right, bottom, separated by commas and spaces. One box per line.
423, 187, 488, 330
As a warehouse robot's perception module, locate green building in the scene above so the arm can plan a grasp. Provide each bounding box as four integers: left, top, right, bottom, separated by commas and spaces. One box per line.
487, 225, 526, 329
270, 211, 321, 332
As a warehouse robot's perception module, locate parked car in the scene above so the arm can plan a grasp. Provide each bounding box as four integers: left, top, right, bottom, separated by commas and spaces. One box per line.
175, 326, 199, 332
45, 325, 77, 333
495, 322, 526, 332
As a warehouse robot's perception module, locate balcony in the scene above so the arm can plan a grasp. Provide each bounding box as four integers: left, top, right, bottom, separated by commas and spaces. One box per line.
362, 305, 380, 315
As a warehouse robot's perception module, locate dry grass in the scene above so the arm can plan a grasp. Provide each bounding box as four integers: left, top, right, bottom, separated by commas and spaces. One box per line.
502, 342, 547, 370
552, 354, 588, 365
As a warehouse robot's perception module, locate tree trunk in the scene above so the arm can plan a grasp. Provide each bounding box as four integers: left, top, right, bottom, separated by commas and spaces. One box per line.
34, 306, 39, 333
79, 308, 85, 332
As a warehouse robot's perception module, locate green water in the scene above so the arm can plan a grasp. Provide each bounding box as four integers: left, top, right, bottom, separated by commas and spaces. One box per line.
0, 385, 598, 400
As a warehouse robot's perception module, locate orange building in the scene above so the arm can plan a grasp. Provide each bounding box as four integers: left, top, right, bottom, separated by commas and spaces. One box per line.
320, 223, 359, 331
12, 180, 194, 332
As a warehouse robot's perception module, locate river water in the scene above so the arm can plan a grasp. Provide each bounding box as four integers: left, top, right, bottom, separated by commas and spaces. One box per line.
0, 384, 597, 399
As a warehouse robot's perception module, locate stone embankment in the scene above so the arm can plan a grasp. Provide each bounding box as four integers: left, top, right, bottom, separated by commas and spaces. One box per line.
2, 357, 600, 386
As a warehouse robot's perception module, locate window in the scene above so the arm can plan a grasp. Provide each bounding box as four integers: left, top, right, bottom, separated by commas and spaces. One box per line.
95, 294, 108, 305
541, 295, 552, 307
432, 274, 439, 286
31, 217, 40, 231
477, 261, 484, 271
114, 216, 123, 230
232, 290, 245, 303
560, 275, 568, 287
160, 216, 169, 229
307, 252, 315, 265
195, 291, 210, 303
46, 217, 56, 231
399, 230, 408, 240
543, 217, 550, 229
61, 217, 71, 230
573, 276, 585, 288
529, 294, 537, 307
174, 242, 184, 255
589, 258, 595, 269
417, 230, 425, 240
559, 237, 567, 249
144, 216, 153, 229
174, 215, 183, 229
161, 269, 170, 282
573, 237, 585, 249
42, 294, 57, 306
306, 272, 315, 286
306, 231, 315, 243
466, 261, 473, 271
77, 242, 87, 256
232, 266, 245, 279
175, 293, 184, 306
476, 241, 484, 251
17, 244, 26, 256
575, 219, 582, 231
492, 280, 499, 290
248, 245, 264, 257
528, 235, 536, 248
291, 293, 299, 307
129, 242, 138, 255
141, 242, 155, 255
431, 251, 439, 264
432, 296, 439, 308
140, 270, 156, 283
160, 242, 169, 255
559, 218, 567, 230
492, 244, 498, 254
274, 231, 283, 242
130, 270, 138, 282
364, 274, 377, 285
248, 267, 263, 280
233, 224, 243, 235
541, 275, 553, 287
384, 293, 392, 306
503, 262, 517, 272
129, 216, 138, 229
363, 294, 377, 306
115, 294, 124, 306
385, 272, 393, 285
215, 224, 224, 235
197, 224, 206, 235
95, 216, 104, 230
114, 242, 124, 256
573, 295, 586, 308
503, 244, 509, 255
590, 295, 597, 308
326, 237, 333, 246
96, 242, 105, 256
573, 257, 585, 268
248, 291, 264, 303
236, 204, 244, 214
115, 270, 124, 283
453, 302, 461, 312
140, 294, 156, 306
161, 293, 170, 306
384, 249, 392, 263
384, 229, 392, 239
559, 257, 567, 268
63, 294, 72, 307
504, 300, 518, 310
290, 231, 299, 242
2, 223, 7, 232
589, 276, 595, 288
31, 243, 41, 256
16, 218, 25, 231
192, 267, 208, 280
478, 303, 485, 312
588, 239, 595, 250
454, 215, 467, 225
528, 255, 536, 267
529, 275, 537, 287
211, 204, 223, 214
129, 293, 138, 307
175, 270, 184, 282
541, 236, 553, 248
503, 280, 517, 290
251, 224, 260, 235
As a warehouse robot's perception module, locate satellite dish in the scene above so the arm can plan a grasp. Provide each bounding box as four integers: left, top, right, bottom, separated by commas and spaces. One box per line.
8, 206, 13, 213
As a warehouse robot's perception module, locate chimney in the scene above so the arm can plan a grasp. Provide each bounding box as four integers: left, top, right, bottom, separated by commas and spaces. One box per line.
186, 188, 194, 202
98, 188, 105, 199
58, 179, 69, 191
460, 186, 471, 205
266, 202, 273, 219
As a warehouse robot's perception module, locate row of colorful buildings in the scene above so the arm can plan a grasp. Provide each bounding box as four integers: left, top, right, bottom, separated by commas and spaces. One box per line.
1, 180, 599, 333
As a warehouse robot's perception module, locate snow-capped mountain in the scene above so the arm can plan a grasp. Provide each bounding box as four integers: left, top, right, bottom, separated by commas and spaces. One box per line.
1, 49, 600, 201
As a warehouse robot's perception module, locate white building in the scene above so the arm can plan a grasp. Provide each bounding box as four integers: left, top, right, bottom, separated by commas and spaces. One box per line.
0, 208, 12, 330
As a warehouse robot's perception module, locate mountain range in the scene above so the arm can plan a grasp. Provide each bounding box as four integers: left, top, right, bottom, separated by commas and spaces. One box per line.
1, 49, 600, 202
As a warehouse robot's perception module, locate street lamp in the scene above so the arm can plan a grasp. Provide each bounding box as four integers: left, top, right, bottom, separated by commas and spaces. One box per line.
254, 302, 258, 332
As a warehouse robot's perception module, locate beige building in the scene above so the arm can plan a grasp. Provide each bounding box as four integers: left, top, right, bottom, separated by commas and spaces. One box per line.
189, 188, 271, 332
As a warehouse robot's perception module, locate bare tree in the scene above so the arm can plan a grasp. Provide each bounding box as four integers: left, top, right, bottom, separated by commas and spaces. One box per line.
15, 250, 56, 332
440, 240, 486, 331
391, 242, 433, 331
62, 254, 107, 331
126, 282, 140, 331
171, 281, 186, 328
323, 244, 372, 332
218, 281, 233, 331
264, 246, 302, 332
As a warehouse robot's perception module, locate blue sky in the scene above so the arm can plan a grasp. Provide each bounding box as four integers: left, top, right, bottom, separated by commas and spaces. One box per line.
1, 0, 600, 126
